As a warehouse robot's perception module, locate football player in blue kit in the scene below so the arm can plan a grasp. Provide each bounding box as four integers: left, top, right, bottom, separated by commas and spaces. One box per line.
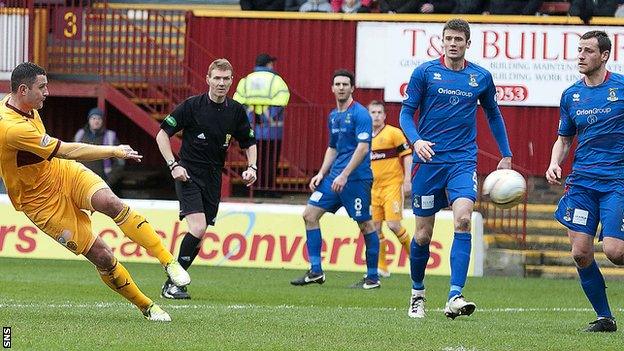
546, 30, 624, 333
399, 19, 513, 319
290, 69, 380, 289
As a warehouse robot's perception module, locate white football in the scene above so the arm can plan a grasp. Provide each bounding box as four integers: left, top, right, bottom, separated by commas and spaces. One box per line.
482, 169, 526, 209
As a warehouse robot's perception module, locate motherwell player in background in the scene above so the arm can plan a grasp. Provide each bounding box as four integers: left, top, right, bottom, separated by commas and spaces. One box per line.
0, 62, 190, 321
360, 100, 412, 279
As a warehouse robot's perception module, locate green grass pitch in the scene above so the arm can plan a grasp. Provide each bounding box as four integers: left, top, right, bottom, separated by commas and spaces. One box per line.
0, 257, 622, 350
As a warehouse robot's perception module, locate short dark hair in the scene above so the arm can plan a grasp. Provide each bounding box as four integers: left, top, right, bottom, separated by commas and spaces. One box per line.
368, 100, 385, 112
443, 18, 471, 41
581, 30, 611, 54
332, 69, 355, 86
11, 62, 46, 93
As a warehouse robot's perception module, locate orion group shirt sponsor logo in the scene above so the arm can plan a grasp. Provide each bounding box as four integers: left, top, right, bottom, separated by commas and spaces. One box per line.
575, 107, 611, 116
437, 87, 474, 97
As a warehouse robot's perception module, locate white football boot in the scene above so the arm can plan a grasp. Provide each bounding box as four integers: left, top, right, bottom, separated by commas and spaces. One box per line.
408, 289, 426, 318
444, 294, 476, 320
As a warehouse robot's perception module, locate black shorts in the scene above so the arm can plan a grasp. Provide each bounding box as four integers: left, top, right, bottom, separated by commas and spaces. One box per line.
175, 165, 222, 225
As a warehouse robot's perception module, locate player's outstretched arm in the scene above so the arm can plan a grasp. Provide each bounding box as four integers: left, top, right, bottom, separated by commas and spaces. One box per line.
545, 135, 573, 185
57, 142, 142, 162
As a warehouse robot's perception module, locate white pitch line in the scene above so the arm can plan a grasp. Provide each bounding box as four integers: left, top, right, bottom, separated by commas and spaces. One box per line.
0, 302, 622, 313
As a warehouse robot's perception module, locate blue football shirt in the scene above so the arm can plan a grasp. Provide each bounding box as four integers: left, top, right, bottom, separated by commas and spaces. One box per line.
400, 57, 512, 164
327, 101, 373, 180
559, 71, 624, 180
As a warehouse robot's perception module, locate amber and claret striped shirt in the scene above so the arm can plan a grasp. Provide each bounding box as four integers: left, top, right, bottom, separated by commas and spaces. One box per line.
370, 125, 411, 188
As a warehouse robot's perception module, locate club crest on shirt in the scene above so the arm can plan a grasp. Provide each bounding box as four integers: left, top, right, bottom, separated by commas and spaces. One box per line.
469, 74, 479, 87
345, 114, 352, 124
563, 207, 572, 222
607, 88, 618, 102
572, 93, 580, 102
412, 195, 420, 209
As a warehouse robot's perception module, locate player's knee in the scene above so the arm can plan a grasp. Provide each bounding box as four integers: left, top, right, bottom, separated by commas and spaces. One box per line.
101, 195, 124, 218
188, 224, 207, 238
387, 221, 402, 233
358, 220, 376, 234
603, 246, 624, 265
302, 210, 319, 227
89, 245, 115, 270
455, 217, 471, 232
414, 232, 431, 246
571, 249, 593, 268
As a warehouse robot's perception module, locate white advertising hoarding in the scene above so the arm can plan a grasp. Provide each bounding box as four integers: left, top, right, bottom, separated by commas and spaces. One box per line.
356, 22, 624, 106
0, 12, 28, 80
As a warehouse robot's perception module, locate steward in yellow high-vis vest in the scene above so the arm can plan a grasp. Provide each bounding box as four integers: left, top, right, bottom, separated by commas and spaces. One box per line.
233, 54, 290, 191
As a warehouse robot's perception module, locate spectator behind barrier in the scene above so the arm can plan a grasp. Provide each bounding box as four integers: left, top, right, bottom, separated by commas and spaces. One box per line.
379, 0, 455, 14
570, 0, 619, 23
483, 0, 544, 15
453, 0, 484, 13
73, 107, 125, 190
240, 0, 286, 10
285, 0, 306, 10
299, 0, 332, 11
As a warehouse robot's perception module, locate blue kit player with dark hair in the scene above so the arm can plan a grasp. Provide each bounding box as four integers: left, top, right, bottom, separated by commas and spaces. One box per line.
400, 18, 513, 319
290, 69, 380, 289
546, 30, 624, 333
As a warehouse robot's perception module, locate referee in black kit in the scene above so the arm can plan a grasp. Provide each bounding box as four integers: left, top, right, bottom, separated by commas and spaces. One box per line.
156, 58, 258, 299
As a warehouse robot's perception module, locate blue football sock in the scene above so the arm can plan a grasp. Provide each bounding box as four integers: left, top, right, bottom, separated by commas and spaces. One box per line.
410, 237, 429, 290
578, 260, 612, 318
306, 228, 323, 273
449, 232, 471, 301
363, 231, 379, 281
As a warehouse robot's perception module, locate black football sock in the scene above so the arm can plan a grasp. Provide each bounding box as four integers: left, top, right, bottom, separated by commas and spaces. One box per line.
177, 232, 202, 271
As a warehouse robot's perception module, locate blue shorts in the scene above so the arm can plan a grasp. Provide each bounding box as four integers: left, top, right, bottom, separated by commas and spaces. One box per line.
307, 177, 372, 222
554, 177, 624, 240
411, 162, 477, 217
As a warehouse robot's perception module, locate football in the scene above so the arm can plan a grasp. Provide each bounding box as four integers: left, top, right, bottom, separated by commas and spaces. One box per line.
482, 169, 526, 209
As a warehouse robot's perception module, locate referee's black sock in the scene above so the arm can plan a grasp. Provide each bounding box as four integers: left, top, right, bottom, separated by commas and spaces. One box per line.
177, 232, 202, 271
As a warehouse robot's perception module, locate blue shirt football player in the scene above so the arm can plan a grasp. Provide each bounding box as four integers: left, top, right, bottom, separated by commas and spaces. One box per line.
546, 30, 624, 333
399, 19, 513, 319
290, 69, 380, 289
